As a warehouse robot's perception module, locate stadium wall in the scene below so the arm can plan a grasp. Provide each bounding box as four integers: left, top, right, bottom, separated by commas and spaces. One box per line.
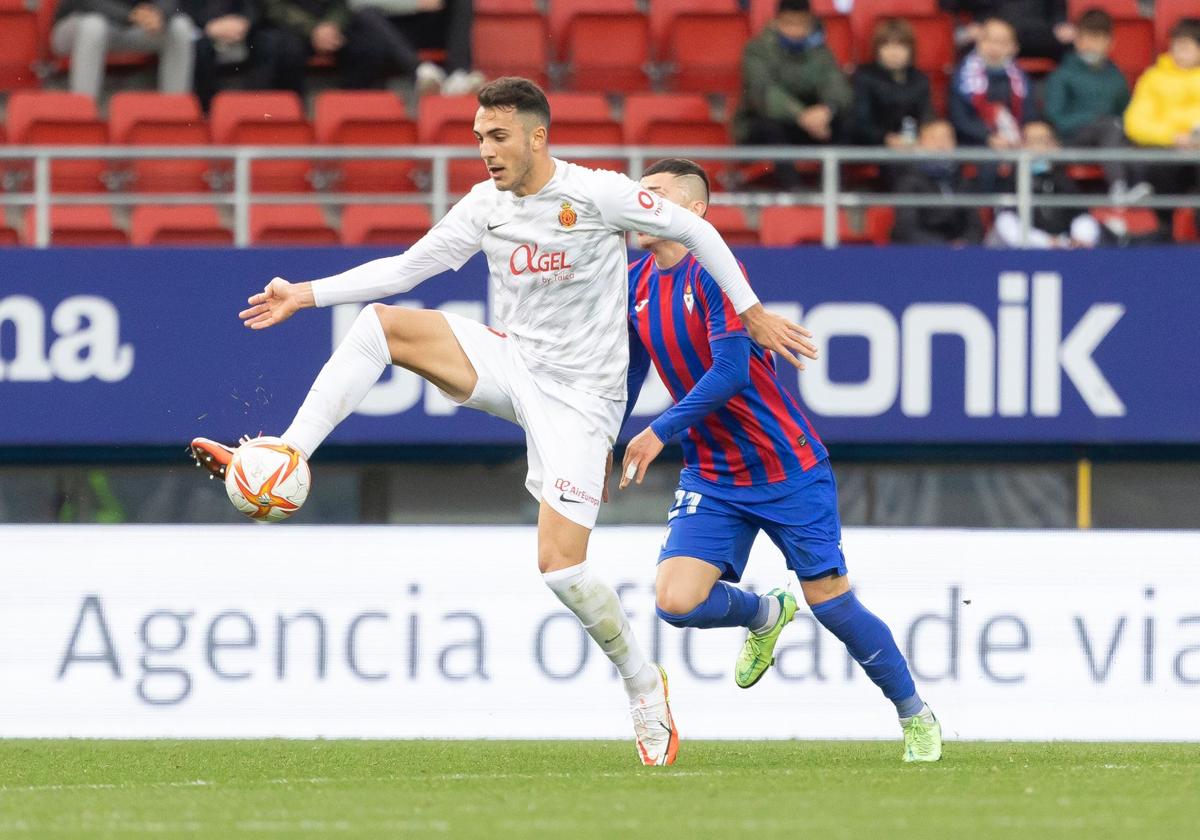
2, 246, 1198, 448
2, 525, 1197, 741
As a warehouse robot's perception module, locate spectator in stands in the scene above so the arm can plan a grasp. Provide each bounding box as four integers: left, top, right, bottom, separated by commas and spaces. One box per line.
989, 121, 1102, 248
349, 0, 481, 95
851, 18, 934, 148
1124, 18, 1200, 236
891, 119, 985, 245
1044, 9, 1147, 203
941, 1, 1073, 62
51, 0, 196, 100
733, 0, 852, 186
950, 17, 1030, 150
260, 0, 401, 93
185, 0, 294, 110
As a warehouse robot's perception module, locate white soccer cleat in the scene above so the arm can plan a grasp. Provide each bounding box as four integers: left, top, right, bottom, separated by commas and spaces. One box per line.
630, 665, 679, 766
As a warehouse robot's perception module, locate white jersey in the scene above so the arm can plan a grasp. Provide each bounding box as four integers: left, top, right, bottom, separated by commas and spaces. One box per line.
311, 158, 760, 401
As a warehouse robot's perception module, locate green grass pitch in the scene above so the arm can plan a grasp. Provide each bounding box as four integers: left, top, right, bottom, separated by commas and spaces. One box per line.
0, 740, 1195, 838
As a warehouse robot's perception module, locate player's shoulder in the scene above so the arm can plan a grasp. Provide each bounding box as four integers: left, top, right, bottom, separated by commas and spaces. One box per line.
627, 252, 653, 287
561, 160, 638, 199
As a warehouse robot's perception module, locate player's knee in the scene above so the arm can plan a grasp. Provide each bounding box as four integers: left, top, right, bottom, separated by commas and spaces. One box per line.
537, 545, 582, 574
654, 584, 704, 620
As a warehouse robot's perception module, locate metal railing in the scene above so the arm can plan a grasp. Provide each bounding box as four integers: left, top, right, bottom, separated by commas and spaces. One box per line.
1, 145, 1196, 248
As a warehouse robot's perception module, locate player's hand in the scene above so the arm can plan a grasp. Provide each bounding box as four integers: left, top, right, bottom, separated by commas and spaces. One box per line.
740, 304, 818, 369
239, 277, 313, 329
602, 449, 613, 503
620, 427, 664, 490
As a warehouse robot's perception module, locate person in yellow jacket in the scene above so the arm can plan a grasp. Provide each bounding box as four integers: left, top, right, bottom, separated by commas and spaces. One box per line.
1123, 17, 1200, 237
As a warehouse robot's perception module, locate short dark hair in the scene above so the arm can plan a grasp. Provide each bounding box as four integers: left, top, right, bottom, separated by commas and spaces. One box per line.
872, 17, 917, 62
477, 76, 551, 128
1170, 17, 1200, 46
1077, 8, 1113, 35
642, 158, 711, 208
777, 0, 810, 15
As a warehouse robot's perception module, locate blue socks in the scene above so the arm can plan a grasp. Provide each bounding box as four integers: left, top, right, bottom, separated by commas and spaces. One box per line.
811, 590, 923, 718
657, 582, 761, 629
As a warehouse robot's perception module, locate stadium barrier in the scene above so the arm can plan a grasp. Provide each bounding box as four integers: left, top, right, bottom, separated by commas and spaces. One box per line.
1, 145, 1198, 246
1, 246, 1196, 447
2, 525, 1196, 741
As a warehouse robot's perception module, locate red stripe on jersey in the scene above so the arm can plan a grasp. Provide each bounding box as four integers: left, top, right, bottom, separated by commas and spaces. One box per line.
749, 358, 820, 471
655, 272, 695, 397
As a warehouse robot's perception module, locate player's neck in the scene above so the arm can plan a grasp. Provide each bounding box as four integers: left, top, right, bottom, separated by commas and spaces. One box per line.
511, 156, 556, 197
650, 242, 689, 270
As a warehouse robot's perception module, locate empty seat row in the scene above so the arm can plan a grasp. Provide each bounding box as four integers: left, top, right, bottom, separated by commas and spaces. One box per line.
1, 90, 733, 194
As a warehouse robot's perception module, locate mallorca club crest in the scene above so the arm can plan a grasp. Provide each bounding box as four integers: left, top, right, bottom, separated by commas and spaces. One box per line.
558, 200, 577, 228
684, 283, 694, 313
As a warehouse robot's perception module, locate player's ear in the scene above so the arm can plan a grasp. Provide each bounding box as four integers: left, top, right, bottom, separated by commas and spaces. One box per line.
692, 200, 708, 218
530, 123, 548, 151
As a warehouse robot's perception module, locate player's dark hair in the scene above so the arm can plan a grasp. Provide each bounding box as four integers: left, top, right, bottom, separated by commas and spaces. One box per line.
777, 0, 810, 15
1076, 8, 1113, 35
477, 77, 551, 128
1170, 17, 1200, 46
642, 158, 711, 210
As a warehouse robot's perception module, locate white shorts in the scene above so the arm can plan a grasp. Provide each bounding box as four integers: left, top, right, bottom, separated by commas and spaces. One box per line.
441, 312, 624, 529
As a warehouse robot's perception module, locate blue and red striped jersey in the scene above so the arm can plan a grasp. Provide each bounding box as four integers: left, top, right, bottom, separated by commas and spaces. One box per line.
627, 252, 827, 490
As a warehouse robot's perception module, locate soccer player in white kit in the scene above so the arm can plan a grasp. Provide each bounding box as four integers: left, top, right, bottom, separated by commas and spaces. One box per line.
191, 78, 817, 765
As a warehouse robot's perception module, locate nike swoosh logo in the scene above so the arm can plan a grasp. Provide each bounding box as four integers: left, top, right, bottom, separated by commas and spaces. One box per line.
559, 494, 582, 504
634, 299, 649, 312
486, 221, 509, 231
861, 649, 883, 666
603, 631, 622, 644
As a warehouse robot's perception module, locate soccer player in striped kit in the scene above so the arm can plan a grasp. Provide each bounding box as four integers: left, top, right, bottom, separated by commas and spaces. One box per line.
619, 159, 942, 762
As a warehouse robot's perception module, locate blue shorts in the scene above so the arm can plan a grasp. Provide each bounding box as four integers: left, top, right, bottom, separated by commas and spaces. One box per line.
657, 460, 847, 583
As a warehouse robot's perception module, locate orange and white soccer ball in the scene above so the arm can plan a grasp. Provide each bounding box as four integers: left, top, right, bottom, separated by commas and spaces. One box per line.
224, 436, 311, 522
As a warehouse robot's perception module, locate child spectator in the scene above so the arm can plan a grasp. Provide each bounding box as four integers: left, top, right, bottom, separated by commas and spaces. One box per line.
950, 16, 1031, 150
851, 18, 934, 148
891, 120, 985, 245
1124, 18, 1200, 234
990, 121, 1101, 248
1044, 8, 1146, 202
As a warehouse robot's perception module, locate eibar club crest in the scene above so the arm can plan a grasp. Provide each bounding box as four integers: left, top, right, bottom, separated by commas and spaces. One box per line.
683, 283, 694, 313
558, 200, 577, 228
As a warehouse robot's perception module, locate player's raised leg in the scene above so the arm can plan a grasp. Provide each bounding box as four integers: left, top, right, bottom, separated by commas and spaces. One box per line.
191, 301, 476, 475
539, 503, 678, 766
801, 572, 941, 762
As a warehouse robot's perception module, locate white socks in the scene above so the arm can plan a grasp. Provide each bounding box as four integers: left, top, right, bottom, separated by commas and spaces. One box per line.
542, 562, 660, 700
281, 305, 392, 459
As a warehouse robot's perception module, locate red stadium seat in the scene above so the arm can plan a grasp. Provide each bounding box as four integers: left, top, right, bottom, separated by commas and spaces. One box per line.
1091, 206, 1160, 238
250, 205, 338, 246
909, 15, 956, 76
0, 226, 18, 246
340, 204, 433, 246
649, 0, 741, 44
660, 12, 751, 95
705, 205, 759, 245
473, 14, 550, 87
418, 94, 485, 192
821, 15, 853, 68
6, 91, 109, 192
108, 92, 210, 193
1174, 208, 1199, 243
1109, 18, 1156, 83
24, 206, 128, 246
750, 0, 839, 33
760, 206, 824, 246
130, 205, 231, 246
546, 94, 623, 171
314, 91, 417, 194
1156, 0, 1194, 50
1066, 0, 1140, 18
546, 93, 613, 123
850, 0, 938, 47
550, 0, 638, 44
622, 94, 712, 144
0, 11, 39, 90
475, 0, 538, 11
560, 11, 651, 92
760, 206, 887, 245
210, 92, 313, 193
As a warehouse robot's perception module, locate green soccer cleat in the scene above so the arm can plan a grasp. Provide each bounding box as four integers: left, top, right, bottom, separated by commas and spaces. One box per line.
902, 708, 943, 762
734, 588, 799, 688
